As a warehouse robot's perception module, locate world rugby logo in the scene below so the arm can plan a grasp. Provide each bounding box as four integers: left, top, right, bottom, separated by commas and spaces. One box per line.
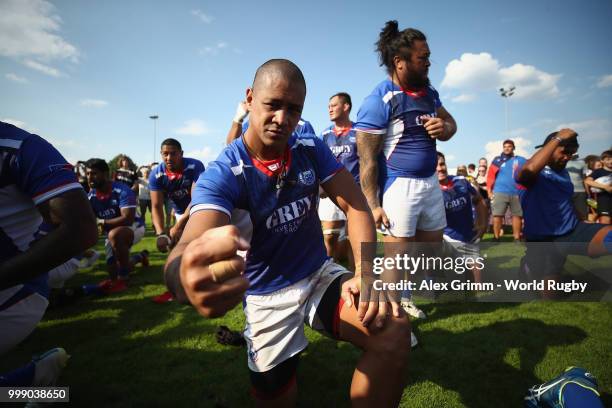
298, 169, 315, 186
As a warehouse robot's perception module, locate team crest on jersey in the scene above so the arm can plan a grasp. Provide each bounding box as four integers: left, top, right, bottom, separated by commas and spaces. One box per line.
298, 170, 315, 186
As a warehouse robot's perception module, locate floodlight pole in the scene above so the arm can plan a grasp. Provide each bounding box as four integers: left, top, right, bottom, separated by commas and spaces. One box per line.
149, 115, 159, 163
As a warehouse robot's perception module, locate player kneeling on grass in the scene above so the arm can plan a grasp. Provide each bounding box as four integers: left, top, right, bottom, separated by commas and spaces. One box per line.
514, 129, 612, 299
164, 59, 411, 407
84, 158, 148, 295
0, 121, 98, 386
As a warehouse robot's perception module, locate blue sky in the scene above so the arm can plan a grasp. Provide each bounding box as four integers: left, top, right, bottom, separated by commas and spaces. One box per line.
2, 0, 611, 169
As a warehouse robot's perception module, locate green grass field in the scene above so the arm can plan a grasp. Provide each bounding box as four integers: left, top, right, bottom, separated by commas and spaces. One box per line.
3, 222, 611, 407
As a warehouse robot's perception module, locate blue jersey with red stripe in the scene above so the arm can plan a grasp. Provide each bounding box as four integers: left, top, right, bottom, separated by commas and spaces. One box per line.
242, 118, 316, 137
490, 154, 526, 194
320, 123, 359, 183
0, 121, 83, 299
149, 157, 205, 214
515, 164, 578, 239
440, 176, 478, 242
88, 181, 144, 232
355, 79, 442, 183
190, 134, 343, 295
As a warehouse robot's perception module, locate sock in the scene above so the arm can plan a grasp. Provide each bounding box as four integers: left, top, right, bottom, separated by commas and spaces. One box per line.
82, 283, 103, 296
118, 266, 129, 279
0, 362, 35, 386
106, 256, 116, 266
131, 253, 143, 264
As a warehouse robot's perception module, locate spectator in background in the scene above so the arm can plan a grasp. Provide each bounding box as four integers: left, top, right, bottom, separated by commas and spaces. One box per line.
565, 154, 588, 220
479, 157, 488, 169
114, 155, 138, 191
476, 165, 489, 201
467, 163, 477, 178
456, 165, 468, 177
487, 139, 526, 242
136, 167, 152, 224
585, 150, 612, 224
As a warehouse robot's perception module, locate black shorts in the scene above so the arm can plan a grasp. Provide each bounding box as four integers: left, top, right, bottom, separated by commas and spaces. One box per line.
597, 193, 611, 216
524, 222, 608, 278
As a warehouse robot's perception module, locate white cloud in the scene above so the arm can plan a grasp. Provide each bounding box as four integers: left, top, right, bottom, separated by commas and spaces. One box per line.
175, 119, 210, 136
191, 9, 213, 24
80, 99, 108, 108
185, 146, 218, 165
198, 41, 230, 56
5, 72, 28, 83
23, 58, 61, 77
441, 52, 561, 100
596, 74, 612, 88
450, 93, 476, 103
555, 118, 612, 142
0, 0, 78, 76
484, 137, 532, 163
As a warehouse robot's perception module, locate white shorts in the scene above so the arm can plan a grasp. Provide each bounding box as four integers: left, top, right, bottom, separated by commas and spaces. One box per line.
382, 174, 447, 237
0, 286, 48, 355
104, 224, 145, 259
318, 197, 346, 222
243, 259, 351, 372
443, 235, 481, 260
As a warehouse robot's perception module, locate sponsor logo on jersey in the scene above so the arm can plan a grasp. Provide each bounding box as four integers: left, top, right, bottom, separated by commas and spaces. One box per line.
415, 113, 436, 126
444, 195, 468, 211
298, 170, 315, 186
330, 145, 352, 156
265, 194, 315, 233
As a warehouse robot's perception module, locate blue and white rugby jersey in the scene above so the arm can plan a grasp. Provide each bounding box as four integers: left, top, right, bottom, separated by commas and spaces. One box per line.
0, 121, 83, 298
149, 158, 205, 214
191, 134, 343, 295
355, 79, 442, 190
242, 118, 316, 138
440, 176, 478, 243
88, 181, 144, 233
320, 123, 360, 183
515, 164, 578, 240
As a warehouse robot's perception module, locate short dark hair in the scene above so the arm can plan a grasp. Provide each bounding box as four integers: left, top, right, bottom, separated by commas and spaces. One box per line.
584, 155, 600, 169
252, 59, 306, 94
376, 20, 427, 75
468, 163, 476, 170
331, 92, 352, 111
601, 150, 612, 160
86, 158, 109, 173
161, 138, 182, 150
503, 139, 515, 147
437, 151, 445, 160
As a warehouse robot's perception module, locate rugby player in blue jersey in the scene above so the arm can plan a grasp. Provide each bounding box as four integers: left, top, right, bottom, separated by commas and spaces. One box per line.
355, 20, 457, 327
319, 92, 359, 266
0, 121, 98, 386
437, 152, 488, 283
515, 129, 611, 298
86, 158, 148, 294
149, 138, 205, 253
165, 59, 410, 407
149, 139, 204, 303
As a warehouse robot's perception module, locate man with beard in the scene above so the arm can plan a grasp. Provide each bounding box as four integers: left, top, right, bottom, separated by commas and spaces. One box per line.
515, 129, 611, 298
354, 20, 457, 332
487, 139, 526, 241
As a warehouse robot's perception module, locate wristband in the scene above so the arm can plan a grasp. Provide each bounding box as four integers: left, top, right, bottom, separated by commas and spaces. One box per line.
157, 233, 171, 242
552, 136, 563, 143
233, 102, 248, 124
